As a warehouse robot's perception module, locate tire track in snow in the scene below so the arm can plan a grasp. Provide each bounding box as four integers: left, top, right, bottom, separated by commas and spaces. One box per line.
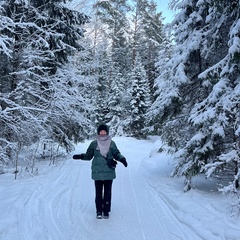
138, 161, 228, 240
19, 173, 69, 239
2, 137, 240, 240
116, 137, 202, 240
127, 160, 186, 240
136, 172, 203, 240
17, 160, 91, 240
14, 138, 191, 240
113, 139, 171, 240
41, 161, 93, 240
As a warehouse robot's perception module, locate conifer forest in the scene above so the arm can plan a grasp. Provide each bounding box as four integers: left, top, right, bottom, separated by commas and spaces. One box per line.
0, 0, 239, 198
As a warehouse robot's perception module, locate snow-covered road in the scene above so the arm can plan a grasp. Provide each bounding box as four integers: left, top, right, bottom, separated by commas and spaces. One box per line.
1, 137, 240, 240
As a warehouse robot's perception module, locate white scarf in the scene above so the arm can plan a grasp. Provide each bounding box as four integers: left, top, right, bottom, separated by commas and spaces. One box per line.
96, 135, 111, 157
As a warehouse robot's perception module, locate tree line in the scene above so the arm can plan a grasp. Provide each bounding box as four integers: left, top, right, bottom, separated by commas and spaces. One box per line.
0, 0, 165, 174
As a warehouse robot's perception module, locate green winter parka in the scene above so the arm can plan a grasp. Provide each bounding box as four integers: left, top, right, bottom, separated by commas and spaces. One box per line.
82, 140, 124, 180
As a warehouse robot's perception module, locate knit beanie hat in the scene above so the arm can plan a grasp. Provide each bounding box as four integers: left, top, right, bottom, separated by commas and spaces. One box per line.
97, 124, 109, 135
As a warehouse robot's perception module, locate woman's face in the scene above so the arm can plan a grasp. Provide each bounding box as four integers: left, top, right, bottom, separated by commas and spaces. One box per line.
99, 130, 107, 135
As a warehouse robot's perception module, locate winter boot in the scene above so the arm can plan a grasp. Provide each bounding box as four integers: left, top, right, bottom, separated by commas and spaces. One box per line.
102, 212, 109, 219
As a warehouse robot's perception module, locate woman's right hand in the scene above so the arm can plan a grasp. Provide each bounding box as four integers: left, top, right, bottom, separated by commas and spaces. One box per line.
73, 154, 84, 159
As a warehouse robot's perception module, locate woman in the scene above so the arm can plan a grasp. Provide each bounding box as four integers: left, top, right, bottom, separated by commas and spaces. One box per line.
73, 123, 128, 219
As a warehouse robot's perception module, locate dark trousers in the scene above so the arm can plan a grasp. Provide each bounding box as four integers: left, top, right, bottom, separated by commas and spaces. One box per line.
94, 180, 113, 214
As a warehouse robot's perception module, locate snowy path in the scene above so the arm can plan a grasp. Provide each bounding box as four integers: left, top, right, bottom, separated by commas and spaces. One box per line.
1, 137, 240, 240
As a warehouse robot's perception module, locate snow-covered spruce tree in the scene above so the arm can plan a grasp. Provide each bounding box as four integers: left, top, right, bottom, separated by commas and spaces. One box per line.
146, 37, 175, 134
130, 0, 165, 96
95, 68, 111, 125
92, 0, 132, 130
130, 55, 151, 138
0, 0, 89, 169
106, 66, 132, 136
93, 42, 112, 125
150, 0, 240, 191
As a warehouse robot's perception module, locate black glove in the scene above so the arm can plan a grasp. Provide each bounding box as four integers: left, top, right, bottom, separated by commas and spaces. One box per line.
107, 158, 117, 169
73, 154, 84, 160
119, 157, 128, 167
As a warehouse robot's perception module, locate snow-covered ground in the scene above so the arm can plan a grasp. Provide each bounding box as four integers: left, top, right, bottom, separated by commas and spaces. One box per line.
1, 137, 240, 240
